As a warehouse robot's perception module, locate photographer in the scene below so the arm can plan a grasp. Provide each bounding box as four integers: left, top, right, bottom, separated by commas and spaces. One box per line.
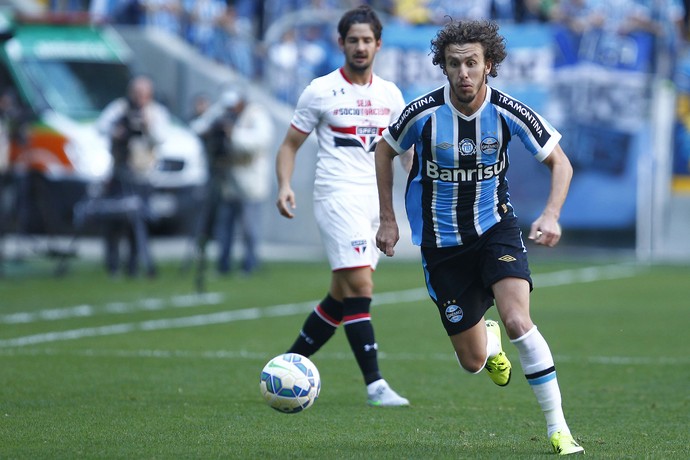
96, 75, 170, 278
190, 87, 273, 276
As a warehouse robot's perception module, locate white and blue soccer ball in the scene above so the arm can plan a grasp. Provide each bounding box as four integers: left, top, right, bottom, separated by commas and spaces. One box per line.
259, 353, 321, 413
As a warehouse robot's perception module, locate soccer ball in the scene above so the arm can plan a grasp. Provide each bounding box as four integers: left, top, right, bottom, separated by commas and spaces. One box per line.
259, 353, 321, 413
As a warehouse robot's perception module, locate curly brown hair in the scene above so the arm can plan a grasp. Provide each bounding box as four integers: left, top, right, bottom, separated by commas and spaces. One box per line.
430, 19, 507, 78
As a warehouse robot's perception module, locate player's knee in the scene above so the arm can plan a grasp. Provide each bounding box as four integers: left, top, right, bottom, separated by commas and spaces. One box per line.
501, 315, 534, 340
455, 349, 487, 374
333, 269, 373, 298
353, 281, 373, 297
344, 279, 373, 298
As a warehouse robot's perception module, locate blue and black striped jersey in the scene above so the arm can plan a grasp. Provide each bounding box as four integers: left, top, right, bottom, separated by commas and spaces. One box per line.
382, 84, 561, 248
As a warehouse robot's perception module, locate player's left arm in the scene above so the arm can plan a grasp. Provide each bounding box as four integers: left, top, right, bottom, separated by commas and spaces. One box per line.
529, 143, 573, 247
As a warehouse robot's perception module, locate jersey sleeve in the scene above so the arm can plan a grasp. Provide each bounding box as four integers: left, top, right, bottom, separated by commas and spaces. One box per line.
382, 127, 411, 156
512, 112, 561, 162
290, 82, 321, 134
383, 101, 422, 156
380, 83, 410, 155
492, 88, 561, 162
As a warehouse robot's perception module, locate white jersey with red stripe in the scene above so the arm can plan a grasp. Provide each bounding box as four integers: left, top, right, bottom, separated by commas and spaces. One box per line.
291, 67, 406, 199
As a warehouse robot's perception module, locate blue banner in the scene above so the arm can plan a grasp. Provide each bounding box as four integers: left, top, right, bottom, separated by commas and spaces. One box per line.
673, 50, 690, 191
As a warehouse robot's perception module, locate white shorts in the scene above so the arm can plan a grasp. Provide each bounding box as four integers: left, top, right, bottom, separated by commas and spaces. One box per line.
314, 194, 381, 271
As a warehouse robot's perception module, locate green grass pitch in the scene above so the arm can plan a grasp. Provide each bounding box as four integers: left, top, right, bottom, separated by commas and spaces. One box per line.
0, 255, 688, 458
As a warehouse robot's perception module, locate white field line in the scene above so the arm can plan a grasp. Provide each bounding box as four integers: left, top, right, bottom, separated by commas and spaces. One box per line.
0, 264, 640, 348
0, 292, 226, 324
0, 347, 682, 366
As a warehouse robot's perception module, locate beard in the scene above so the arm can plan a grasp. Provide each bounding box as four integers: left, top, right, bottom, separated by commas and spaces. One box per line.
452, 78, 485, 105
347, 55, 371, 73
454, 91, 476, 104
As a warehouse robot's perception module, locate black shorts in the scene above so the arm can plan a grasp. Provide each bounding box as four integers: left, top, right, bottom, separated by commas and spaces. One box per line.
421, 218, 533, 336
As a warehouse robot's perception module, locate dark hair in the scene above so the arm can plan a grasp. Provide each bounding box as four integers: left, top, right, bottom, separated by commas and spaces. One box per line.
430, 19, 507, 78
337, 5, 383, 41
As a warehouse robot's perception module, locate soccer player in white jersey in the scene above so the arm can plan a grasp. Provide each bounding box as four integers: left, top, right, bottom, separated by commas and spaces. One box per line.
375, 20, 585, 454
275, 5, 410, 407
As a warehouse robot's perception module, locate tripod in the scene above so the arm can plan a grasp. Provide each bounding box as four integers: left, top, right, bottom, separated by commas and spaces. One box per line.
185, 173, 223, 293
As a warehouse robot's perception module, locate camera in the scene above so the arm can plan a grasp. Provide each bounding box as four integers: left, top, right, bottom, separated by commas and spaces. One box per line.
125, 107, 146, 136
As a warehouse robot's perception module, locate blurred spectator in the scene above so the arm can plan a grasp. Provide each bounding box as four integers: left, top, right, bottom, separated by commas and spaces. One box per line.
264, 20, 334, 100
550, 0, 593, 33
394, 0, 433, 24
0, 88, 28, 172
187, 91, 211, 122
89, 0, 110, 22
491, 0, 516, 21
0, 88, 29, 253
261, 0, 312, 33
368, 0, 397, 16
50, 0, 87, 12
654, 0, 688, 76
114, 0, 145, 25
585, 0, 681, 35
266, 29, 300, 104
141, 0, 183, 36
0, 95, 10, 176
96, 76, 169, 278
90, 0, 144, 25
190, 87, 274, 275
514, 0, 556, 22
428, 0, 493, 22
184, 0, 226, 58
584, 0, 685, 75
550, 0, 596, 66
300, 24, 330, 78
217, 4, 257, 77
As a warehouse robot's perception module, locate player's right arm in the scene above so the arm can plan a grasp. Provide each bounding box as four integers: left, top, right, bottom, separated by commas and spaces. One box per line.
375, 137, 400, 257
529, 143, 572, 247
275, 125, 310, 219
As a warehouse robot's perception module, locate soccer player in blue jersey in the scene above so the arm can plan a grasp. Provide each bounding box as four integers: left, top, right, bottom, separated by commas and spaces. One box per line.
374, 20, 585, 455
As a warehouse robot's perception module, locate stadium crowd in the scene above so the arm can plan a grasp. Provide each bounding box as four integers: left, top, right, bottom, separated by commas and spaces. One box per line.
41, 0, 690, 104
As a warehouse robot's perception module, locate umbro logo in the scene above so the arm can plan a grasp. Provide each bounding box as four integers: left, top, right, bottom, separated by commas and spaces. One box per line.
435, 142, 453, 150
498, 255, 516, 262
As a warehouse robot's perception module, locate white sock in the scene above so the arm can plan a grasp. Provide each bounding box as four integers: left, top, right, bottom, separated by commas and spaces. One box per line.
511, 325, 570, 438
486, 326, 501, 358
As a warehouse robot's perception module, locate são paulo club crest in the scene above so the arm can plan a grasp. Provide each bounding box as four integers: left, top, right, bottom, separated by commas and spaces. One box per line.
351, 237, 368, 255
331, 125, 385, 152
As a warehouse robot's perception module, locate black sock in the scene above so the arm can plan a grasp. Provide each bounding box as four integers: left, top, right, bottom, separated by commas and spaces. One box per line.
343, 297, 382, 385
287, 294, 343, 357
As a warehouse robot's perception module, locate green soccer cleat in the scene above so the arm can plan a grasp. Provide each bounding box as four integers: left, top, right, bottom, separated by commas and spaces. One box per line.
550, 430, 585, 455
484, 319, 512, 386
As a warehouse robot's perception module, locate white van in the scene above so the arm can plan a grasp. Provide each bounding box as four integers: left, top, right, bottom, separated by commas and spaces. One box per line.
0, 11, 207, 234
